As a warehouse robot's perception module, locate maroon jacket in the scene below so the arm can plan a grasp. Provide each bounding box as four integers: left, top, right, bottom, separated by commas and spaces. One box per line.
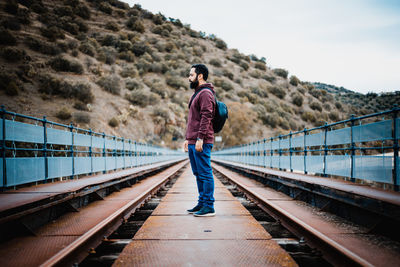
185, 83, 215, 144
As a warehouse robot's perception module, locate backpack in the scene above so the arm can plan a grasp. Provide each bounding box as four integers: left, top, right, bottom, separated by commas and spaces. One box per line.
189, 87, 228, 133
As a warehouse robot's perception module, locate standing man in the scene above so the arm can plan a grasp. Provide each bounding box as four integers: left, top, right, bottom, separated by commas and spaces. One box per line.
184, 64, 216, 217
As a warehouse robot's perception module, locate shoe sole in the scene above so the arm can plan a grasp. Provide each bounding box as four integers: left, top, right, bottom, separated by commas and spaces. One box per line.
193, 212, 216, 217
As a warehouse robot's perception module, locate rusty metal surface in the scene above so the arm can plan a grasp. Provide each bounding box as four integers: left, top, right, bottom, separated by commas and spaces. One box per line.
152, 200, 251, 216
213, 159, 400, 206
0, 159, 183, 213
0, 161, 188, 267
133, 215, 270, 240
115, 163, 297, 267
114, 240, 297, 267
213, 162, 400, 267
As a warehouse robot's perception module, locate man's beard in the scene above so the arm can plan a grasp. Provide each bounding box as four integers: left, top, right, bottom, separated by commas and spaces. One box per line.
190, 75, 199, 89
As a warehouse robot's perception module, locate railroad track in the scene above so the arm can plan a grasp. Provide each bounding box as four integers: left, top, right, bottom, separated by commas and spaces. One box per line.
212, 163, 400, 267
0, 160, 188, 267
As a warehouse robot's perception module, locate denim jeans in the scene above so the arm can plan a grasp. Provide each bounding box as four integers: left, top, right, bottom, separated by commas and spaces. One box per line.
188, 143, 215, 208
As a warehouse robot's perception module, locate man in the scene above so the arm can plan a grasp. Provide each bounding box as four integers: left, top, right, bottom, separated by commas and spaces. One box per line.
184, 64, 216, 217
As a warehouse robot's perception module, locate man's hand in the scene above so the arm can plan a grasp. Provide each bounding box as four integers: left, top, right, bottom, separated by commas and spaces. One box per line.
195, 139, 203, 152
183, 140, 188, 152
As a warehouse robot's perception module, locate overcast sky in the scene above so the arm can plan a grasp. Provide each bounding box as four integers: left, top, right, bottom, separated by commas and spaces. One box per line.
123, 0, 400, 94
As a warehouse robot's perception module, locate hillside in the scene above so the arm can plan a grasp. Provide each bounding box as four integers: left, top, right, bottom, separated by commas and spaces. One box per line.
0, 0, 377, 149
313, 82, 400, 114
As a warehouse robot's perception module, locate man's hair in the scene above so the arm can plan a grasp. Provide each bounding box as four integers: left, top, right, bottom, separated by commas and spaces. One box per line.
191, 64, 209, 81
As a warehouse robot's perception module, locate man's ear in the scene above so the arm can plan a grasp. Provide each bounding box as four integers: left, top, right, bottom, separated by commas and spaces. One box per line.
198, 73, 203, 81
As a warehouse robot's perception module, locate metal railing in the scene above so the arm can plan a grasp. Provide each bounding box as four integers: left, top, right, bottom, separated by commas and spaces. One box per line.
213, 106, 399, 190
1, 106, 185, 188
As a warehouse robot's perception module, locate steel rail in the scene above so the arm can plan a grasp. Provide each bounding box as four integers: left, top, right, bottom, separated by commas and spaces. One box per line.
39, 160, 188, 267
213, 165, 374, 267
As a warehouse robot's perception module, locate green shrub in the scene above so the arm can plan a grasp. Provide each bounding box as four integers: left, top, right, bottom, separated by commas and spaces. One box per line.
250, 87, 268, 98
73, 101, 89, 111
254, 62, 266, 71
262, 74, 275, 83
125, 78, 142, 90
75, 2, 91, 19
268, 85, 286, 99
292, 93, 303, 107
301, 111, 316, 122
329, 111, 339, 121
209, 58, 222, 67
323, 103, 331, 111
221, 80, 234, 91
289, 75, 300, 86
298, 87, 305, 95
249, 70, 261, 79
215, 38, 227, 50
120, 64, 138, 78
125, 90, 161, 107
97, 75, 121, 95
1, 17, 21, 31
240, 61, 249, 70
1, 47, 26, 62
166, 75, 186, 90
126, 18, 145, 33
79, 42, 96, 56
108, 117, 119, 127
273, 68, 288, 79
117, 40, 133, 52
101, 34, 119, 47
261, 113, 280, 128
39, 76, 94, 103
335, 102, 342, 109
74, 112, 90, 123
25, 36, 61, 55
97, 46, 117, 64
152, 13, 165, 25
309, 88, 322, 99
289, 119, 298, 131
132, 41, 149, 56
310, 101, 322, 111
0, 28, 17, 45
223, 69, 234, 80
105, 21, 120, 31
48, 56, 84, 74
99, 2, 113, 14
56, 107, 72, 120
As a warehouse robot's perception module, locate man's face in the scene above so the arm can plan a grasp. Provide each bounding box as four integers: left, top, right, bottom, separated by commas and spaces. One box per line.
189, 68, 199, 89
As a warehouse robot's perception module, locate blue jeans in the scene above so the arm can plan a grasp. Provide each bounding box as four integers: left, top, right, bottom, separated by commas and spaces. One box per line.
188, 143, 215, 208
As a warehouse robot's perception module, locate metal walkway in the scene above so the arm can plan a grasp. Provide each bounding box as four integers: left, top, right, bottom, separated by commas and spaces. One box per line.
113, 166, 297, 267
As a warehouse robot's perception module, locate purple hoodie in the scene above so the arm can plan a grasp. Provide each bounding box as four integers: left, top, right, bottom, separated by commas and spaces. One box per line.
185, 83, 215, 144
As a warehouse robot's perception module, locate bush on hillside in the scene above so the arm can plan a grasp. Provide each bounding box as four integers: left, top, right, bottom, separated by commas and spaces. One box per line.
108, 117, 119, 127
79, 42, 96, 56
99, 2, 113, 14
0, 47, 26, 62
329, 111, 340, 121
120, 64, 138, 78
56, 107, 72, 120
310, 101, 322, 112
0, 28, 17, 45
209, 58, 222, 67
126, 17, 145, 33
39, 75, 94, 103
166, 75, 186, 90
132, 41, 149, 56
291, 93, 303, 107
250, 87, 268, 98
97, 46, 117, 64
215, 38, 227, 50
1, 17, 21, 31
223, 69, 234, 80
273, 68, 288, 79
105, 21, 120, 31
48, 56, 84, 74
254, 62, 266, 71
301, 111, 316, 122
240, 61, 249, 71
289, 75, 300, 86
323, 103, 331, 111
40, 26, 65, 41
125, 78, 142, 90
268, 85, 286, 99
97, 74, 121, 95
125, 90, 161, 107
74, 112, 91, 123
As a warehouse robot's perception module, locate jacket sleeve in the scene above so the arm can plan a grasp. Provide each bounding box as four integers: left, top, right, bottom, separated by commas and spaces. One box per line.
197, 91, 214, 139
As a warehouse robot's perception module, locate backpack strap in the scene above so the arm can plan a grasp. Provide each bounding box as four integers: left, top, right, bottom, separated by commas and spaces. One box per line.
188, 87, 215, 108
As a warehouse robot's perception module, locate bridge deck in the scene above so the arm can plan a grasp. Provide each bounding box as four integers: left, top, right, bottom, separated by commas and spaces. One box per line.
113, 166, 297, 267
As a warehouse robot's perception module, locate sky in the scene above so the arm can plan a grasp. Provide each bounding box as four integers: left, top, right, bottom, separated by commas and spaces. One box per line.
123, 0, 400, 94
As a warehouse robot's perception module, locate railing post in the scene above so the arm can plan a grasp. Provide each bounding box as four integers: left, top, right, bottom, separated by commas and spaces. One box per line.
323, 122, 328, 177
350, 114, 356, 182
263, 138, 266, 168
113, 136, 117, 171
304, 128, 308, 175
1, 105, 7, 189
128, 139, 132, 167
289, 131, 293, 172
122, 137, 125, 170
102, 132, 106, 174
270, 137, 273, 168
43, 116, 48, 183
278, 135, 282, 170
89, 129, 93, 175
69, 123, 74, 179
392, 105, 399, 191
